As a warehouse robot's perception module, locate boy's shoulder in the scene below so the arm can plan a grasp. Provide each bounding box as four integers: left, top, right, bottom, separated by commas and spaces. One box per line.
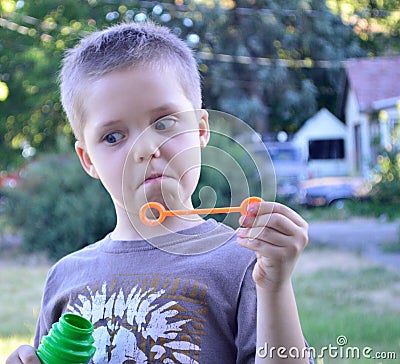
46, 235, 108, 276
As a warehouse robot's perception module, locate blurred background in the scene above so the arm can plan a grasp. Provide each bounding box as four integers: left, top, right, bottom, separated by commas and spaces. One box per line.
1, 1, 399, 363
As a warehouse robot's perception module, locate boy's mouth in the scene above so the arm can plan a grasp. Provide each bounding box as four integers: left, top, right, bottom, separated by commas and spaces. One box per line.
144, 173, 163, 184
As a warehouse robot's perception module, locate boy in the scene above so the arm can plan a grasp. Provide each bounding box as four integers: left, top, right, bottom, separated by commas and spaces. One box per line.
7, 22, 311, 363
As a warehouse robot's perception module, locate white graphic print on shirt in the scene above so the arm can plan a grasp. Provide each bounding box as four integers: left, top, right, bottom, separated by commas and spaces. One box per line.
67, 277, 207, 363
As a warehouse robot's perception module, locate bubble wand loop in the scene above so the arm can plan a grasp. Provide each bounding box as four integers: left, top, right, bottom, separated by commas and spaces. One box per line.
140, 196, 263, 226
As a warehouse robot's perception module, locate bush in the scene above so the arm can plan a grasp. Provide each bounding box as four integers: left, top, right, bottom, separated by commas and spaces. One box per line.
370, 148, 400, 203
4, 153, 115, 260
192, 113, 275, 227
370, 122, 400, 203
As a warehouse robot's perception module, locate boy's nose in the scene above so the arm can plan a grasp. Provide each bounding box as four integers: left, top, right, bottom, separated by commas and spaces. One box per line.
131, 139, 161, 162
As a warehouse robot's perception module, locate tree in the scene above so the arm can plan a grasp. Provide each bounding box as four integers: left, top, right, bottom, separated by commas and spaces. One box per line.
196, 0, 366, 134
0, 0, 180, 169
326, 0, 400, 55
0, 0, 397, 170
370, 111, 400, 203
0, 0, 95, 169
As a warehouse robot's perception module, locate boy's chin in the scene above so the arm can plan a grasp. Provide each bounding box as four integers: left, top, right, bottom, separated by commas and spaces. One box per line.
143, 183, 191, 210
122, 183, 193, 215
142, 194, 186, 211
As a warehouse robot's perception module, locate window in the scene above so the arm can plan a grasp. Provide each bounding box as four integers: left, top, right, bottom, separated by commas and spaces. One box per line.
308, 139, 345, 160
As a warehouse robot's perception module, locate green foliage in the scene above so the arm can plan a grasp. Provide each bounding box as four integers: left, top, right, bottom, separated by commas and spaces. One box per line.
193, 127, 264, 226
369, 123, 400, 252
371, 148, 400, 202
346, 199, 400, 220
0, 0, 369, 170
0, 0, 96, 170
192, 111, 276, 226
200, 0, 365, 133
4, 153, 115, 260
1, 0, 398, 170
327, 0, 400, 54
370, 122, 400, 203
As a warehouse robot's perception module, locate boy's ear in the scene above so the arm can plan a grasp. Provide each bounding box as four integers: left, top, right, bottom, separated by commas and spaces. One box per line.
198, 109, 210, 148
75, 140, 99, 179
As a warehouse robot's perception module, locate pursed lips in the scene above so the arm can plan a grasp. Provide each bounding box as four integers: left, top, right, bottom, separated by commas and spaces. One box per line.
144, 173, 164, 184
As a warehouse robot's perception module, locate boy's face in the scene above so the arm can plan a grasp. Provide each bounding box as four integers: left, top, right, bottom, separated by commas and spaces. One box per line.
75, 66, 209, 218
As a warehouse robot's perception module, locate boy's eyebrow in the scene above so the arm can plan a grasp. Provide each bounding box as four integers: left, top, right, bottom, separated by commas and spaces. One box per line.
150, 103, 183, 117
94, 119, 123, 133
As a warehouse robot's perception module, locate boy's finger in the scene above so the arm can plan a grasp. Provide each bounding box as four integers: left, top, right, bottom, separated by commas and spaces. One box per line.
250, 201, 307, 228
237, 227, 286, 248
240, 213, 297, 236
6, 345, 40, 364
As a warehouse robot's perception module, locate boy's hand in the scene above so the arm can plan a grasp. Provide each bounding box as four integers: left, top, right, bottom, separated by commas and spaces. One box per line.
237, 201, 308, 289
6, 345, 40, 364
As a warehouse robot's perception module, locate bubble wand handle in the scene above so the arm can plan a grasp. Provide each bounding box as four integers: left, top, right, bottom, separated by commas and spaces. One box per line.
139, 196, 262, 226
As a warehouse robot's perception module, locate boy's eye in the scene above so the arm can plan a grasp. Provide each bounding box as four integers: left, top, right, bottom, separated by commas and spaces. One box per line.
154, 118, 176, 131
104, 132, 123, 144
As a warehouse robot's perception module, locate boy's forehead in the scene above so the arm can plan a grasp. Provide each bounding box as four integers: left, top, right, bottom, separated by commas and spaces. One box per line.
87, 67, 186, 103
90, 65, 181, 90
82, 67, 195, 125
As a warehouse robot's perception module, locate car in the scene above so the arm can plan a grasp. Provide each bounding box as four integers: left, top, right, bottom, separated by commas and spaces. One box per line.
299, 176, 372, 207
265, 142, 310, 203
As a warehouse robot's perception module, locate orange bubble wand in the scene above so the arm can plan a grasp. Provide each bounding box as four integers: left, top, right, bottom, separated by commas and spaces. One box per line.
139, 196, 262, 226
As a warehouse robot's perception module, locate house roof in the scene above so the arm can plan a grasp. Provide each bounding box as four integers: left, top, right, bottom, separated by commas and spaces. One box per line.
343, 55, 400, 111
294, 108, 347, 142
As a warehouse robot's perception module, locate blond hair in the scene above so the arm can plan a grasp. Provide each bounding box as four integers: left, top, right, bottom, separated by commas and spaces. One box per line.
60, 22, 202, 140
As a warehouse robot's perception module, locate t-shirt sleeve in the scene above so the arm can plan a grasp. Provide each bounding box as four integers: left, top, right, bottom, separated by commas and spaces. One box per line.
34, 308, 47, 349
33, 264, 63, 349
235, 257, 257, 364
34, 271, 52, 349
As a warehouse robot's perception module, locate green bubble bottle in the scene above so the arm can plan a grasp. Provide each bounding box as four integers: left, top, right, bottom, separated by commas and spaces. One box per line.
37, 313, 96, 364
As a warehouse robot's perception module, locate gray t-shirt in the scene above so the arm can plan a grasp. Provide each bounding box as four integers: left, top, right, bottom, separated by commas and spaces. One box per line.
34, 219, 258, 363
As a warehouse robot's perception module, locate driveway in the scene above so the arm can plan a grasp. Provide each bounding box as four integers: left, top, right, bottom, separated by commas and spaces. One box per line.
308, 218, 400, 271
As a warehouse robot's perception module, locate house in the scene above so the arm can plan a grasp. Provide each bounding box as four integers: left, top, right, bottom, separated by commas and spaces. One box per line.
342, 56, 400, 177
293, 108, 349, 177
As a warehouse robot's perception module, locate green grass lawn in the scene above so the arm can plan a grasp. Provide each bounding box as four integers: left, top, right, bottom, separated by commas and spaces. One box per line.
289, 199, 400, 223
1, 249, 399, 363
0, 258, 49, 363
294, 248, 400, 363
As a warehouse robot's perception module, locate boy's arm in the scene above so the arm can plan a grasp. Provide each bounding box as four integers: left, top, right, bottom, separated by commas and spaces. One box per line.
237, 201, 310, 364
